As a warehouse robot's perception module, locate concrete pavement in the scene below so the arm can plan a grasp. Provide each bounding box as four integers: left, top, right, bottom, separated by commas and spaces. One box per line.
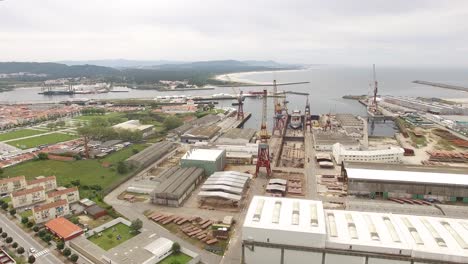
0, 213, 63, 264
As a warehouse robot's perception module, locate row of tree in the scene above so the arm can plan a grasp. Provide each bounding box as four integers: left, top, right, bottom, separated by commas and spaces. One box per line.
0, 227, 36, 263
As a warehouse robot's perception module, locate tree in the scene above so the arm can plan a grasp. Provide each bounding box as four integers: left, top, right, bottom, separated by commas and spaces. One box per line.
9, 209, 16, 216
70, 254, 79, 263
28, 255, 36, 263
163, 116, 182, 130
43, 234, 52, 244
0, 167, 3, 175
63, 247, 71, 257
172, 242, 181, 254
56, 241, 65, 250
1, 232, 7, 239
12, 242, 18, 248
33, 226, 40, 233
38, 230, 46, 237
117, 161, 129, 174
27, 221, 34, 228
1, 203, 8, 210
37, 152, 48, 160
21, 216, 29, 224
0, 227, 2, 233
130, 218, 143, 233
5, 237, 13, 244
0, 200, 4, 206
17, 247, 25, 255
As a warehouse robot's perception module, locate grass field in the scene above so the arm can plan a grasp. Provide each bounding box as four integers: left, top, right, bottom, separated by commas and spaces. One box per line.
87, 223, 138, 250
101, 144, 148, 164
0, 129, 45, 142
7, 133, 78, 149
159, 253, 192, 264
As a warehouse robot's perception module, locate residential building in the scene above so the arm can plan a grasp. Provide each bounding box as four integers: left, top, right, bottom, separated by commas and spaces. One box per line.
242, 196, 468, 264
11, 186, 46, 208
0, 176, 27, 195
47, 187, 80, 204
332, 143, 404, 164
32, 199, 70, 224
27, 176, 57, 192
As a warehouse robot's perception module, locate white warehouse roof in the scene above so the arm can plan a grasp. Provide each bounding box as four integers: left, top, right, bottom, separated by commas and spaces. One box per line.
181, 148, 225, 162
346, 168, 468, 186
243, 196, 468, 263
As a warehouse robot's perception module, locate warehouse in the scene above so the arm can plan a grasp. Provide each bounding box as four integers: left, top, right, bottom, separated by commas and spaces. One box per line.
180, 148, 226, 175
332, 143, 404, 164
113, 120, 154, 137
342, 162, 468, 202
198, 171, 251, 207
126, 141, 176, 168
150, 167, 204, 207
242, 196, 468, 264
180, 125, 221, 143
216, 128, 256, 145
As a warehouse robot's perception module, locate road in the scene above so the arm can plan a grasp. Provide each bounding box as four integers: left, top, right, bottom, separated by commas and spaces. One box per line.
0, 213, 63, 264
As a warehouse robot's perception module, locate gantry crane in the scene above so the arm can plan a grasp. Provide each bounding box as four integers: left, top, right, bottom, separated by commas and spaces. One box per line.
255, 89, 271, 177
225, 75, 244, 120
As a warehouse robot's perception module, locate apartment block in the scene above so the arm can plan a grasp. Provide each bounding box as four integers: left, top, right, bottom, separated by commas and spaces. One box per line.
47, 187, 80, 204
11, 186, 46, 208
0, 176, 27, 195
32, 199, 70, 224
27, 176, 57, 192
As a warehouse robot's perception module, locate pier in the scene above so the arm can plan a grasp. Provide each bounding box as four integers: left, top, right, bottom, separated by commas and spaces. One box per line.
413, 80, 468, 92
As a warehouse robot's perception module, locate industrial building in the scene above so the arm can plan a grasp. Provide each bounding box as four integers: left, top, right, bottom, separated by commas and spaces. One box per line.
170, 114, 221, 137
181, 148, 226, 175
180, 125, 221, 143
150, 167, 205, 207
342, 162, 468, 202
198, 171, 252, 207
45, 217, 83, 241
112, 120, 154, 137
242, 196, 468, 264
313, 131, 360, 151
125, 141, 176, 168
332, 143, 404, 164
194, 142, 258, 165
216, 128, 257, 145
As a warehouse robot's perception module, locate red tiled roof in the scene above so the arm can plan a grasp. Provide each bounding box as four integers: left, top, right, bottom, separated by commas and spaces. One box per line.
45, 217, 82, 239
33, 199, 67, 212
11, 186, 44, 197
27, 175, 56, 185
47, 187, 78, 198
0, 175, 25, 185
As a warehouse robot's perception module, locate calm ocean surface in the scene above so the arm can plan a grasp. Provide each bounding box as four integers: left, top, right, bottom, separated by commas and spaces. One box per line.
2, 65, 468, 131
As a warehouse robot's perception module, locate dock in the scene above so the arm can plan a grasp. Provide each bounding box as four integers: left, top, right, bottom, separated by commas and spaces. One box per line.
413, 80, 468, 92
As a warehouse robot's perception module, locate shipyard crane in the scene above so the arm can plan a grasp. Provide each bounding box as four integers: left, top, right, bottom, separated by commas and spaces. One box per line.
369, 64, 379, 114
255, 89, 271, 177
225, 75, 244, 120
272, 80, 286, 136
304, 96, 311, 131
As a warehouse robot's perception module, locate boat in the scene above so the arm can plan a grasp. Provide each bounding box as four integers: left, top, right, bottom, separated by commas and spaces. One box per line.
290, 110, 302, 129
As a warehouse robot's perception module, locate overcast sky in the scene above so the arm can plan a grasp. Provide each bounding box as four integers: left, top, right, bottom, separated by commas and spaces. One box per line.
1, 0, 468, 66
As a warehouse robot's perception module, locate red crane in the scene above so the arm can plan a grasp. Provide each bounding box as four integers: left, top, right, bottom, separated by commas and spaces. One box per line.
255, 89, 271, 177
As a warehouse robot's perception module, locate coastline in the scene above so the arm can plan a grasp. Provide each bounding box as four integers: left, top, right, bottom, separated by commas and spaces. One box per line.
214, 67, 310, 85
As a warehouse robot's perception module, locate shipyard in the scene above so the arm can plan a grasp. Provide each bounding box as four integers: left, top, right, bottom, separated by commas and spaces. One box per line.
2, 1, 468, 263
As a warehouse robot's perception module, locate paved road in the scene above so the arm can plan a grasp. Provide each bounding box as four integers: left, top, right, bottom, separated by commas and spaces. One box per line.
0, 213, 63, 264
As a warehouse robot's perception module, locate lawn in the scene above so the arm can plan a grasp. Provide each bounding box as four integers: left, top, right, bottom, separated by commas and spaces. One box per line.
101, 144, 148, 164
7, 133, 78, 149
3, 159, 126, 189
0, 129, 45, 142
87, 223, 138, 250
159, 253, 192, 264
20, 209, 32, 218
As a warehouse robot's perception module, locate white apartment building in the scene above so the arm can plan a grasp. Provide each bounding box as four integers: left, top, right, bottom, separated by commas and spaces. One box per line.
11, 186, 46, 208
0, 176, 27, 195
46, 187, 80, 204
32, 199, 70, 224
332, 143, 404, 164
27, 176, 57, 192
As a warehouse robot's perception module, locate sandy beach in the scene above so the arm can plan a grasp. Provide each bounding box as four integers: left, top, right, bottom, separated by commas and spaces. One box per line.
214, 68, 310, 85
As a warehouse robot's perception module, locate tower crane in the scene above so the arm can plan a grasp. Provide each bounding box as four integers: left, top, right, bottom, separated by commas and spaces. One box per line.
272, 80, 286, 136
255, 89, 271, 177
225, 75, 244, 120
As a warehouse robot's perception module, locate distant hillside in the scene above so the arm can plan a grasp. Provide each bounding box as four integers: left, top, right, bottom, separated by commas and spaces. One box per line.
0, 62, 120, 80
58, 59, 184, 68
0, 60, 297, 87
